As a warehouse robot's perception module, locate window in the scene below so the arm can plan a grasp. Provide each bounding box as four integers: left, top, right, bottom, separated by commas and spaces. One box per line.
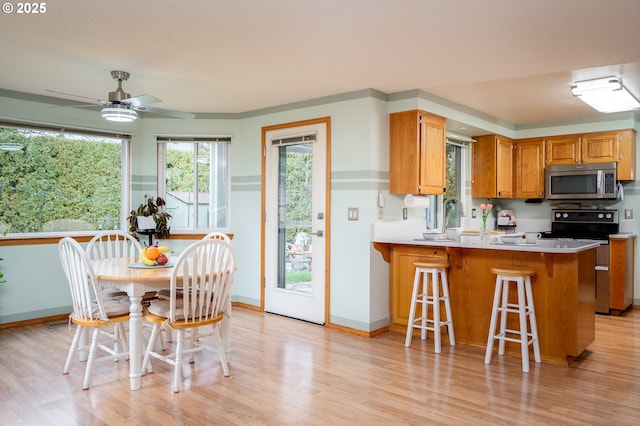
0, 123, 130, 235
425, 140, 468, 230
443, 143, 465, 228
157, 137, 230, 230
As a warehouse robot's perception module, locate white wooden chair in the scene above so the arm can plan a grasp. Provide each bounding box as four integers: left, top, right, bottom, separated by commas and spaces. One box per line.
156, 231, 234, 357
58, 237, 130, 389
86, 231, 143, 297
202, 231, 231, 242
198, 232, 234, 357
156, 231, 230, 299
141, 238, 236, 392
86, 230, 165, 350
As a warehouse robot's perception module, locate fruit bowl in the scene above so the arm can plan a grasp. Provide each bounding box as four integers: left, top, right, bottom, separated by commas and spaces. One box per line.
140, 245, 172, 266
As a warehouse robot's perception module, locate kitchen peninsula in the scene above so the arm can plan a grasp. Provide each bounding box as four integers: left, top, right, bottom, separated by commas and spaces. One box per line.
373, 237, 599, 365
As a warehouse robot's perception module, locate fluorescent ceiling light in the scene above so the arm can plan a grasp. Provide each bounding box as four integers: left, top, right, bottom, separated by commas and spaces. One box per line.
571, 77, 640, 113
101, 104, 138, 122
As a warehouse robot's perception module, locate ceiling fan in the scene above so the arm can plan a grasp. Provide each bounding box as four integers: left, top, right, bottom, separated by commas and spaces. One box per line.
47, 70, 195, 122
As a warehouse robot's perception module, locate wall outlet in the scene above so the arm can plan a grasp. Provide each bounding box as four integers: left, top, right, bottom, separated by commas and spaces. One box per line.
471, 208, 477, 219
348, 207, 359, 221
625, 208, 633, 219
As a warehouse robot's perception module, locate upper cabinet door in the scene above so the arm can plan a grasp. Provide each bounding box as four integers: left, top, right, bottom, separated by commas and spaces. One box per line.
471, 134, 513, 198
617, 129, 636, 181
389, 110, 446, 195
581, 131, 618, 163
418, 113, 446, 195
545, 135, 581, 165
515, 138, 545, 199
389, 110, 420, 194
496, 136, 514, 198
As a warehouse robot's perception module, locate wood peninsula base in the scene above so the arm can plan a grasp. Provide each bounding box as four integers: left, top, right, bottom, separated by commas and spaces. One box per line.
374, 242, 596, 366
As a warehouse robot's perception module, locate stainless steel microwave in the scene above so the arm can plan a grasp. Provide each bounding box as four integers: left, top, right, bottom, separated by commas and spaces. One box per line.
546, 162, 617, 200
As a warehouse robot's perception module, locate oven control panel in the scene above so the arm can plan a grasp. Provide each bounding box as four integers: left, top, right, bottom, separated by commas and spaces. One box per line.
552, 209, 618, 224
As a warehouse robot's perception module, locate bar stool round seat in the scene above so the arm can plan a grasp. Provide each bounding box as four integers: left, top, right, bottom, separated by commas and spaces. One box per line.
485, 267, 541, 372
405, 260, 455, 353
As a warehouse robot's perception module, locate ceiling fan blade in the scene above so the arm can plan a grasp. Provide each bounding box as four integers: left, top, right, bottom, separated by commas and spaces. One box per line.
134, 105, 195, 119
49, 103, 102, 110
122, 94, 161, 107
45, 89, 106, 104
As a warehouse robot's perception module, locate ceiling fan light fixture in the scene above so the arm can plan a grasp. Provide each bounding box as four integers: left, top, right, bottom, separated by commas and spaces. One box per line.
101, 105, 138, 122
571, 77, 640, 113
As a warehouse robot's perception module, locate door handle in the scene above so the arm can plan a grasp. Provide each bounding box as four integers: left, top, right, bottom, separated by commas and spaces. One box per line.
311, 230, 324, 237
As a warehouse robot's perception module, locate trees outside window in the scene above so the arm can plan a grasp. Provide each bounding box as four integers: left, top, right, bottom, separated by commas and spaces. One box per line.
0, 126, 127, 234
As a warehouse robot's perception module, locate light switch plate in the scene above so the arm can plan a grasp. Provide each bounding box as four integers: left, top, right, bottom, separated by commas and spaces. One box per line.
625, 208, 633, 219
348, 207, 359, 221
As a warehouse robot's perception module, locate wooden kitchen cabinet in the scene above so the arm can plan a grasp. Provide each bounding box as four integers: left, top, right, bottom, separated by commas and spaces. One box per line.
514, 138, 545, 199
389, 110, 446, 195
581, 131, 620, 163
374, 241, 596, 365
388, 246, 448, 333
545, 134, 582, 165
616, 129, 636, 181
546, 131, 620, 165
609, 236, 635, 315
471, 134, 514, 198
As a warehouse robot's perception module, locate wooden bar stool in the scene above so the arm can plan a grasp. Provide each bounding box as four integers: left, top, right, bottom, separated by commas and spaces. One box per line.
485, 267, 541, 372
405, 260, 455, 353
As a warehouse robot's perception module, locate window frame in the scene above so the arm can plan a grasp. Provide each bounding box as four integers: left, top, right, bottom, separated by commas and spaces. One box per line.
0, 120, 131, 239
425, 140, 469, 231
156, 136, 232, 233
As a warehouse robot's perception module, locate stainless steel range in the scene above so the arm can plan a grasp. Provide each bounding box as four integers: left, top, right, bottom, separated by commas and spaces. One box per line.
541, 209, 619, 314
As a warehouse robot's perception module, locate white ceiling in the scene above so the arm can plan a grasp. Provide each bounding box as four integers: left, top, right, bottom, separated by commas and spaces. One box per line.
2, 0, 640, 134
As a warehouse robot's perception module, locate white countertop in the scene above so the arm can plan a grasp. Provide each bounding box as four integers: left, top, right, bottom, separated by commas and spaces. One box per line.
372, 236, 601, 254
609, 232, 637, 239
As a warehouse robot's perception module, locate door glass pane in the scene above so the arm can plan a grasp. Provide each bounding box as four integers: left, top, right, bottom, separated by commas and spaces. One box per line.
277, 143, 313, 293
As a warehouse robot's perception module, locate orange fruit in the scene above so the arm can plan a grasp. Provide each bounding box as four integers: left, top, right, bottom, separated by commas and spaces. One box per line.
145, 246, 160, 260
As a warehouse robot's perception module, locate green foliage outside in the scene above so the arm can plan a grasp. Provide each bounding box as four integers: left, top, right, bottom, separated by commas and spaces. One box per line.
286, 269, 312, 284
0, 128, 122, 233
283, 148, 313, 245
165, 144, 211, 193
444, 144, 462, 228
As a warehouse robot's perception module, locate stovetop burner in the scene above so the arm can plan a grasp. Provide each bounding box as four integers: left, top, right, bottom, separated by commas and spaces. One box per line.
541, 209, 619, 241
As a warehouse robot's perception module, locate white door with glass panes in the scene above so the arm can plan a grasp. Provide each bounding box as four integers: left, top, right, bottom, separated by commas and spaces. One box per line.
263, 121, 327, 325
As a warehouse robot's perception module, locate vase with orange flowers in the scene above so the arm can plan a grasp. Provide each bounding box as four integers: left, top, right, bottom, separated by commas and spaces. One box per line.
479, 203, 493, 241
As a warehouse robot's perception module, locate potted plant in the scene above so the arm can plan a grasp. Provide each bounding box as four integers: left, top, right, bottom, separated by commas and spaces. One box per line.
128, 195, 171, 239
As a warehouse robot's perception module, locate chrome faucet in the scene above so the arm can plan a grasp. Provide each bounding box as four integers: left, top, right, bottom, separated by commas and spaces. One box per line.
443, 196, 465, 235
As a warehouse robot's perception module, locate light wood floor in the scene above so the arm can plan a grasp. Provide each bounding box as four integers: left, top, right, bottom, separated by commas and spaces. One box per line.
2, 308, 640, 425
